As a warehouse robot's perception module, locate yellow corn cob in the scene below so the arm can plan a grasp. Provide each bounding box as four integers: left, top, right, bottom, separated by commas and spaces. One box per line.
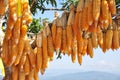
108, 0, 116, 15
11, 37, 18, 66
108, 12, 112, 26
42, 29, 49, 69
101, 0, 109, 29
61, 29, 67, 54
77, 51, 82, 65
18, 70, 25, 80
97, 30, 103, 48
66, 25, 73, 55
6, 39, 13, 66
76, 0, 85, 12
0, 0, 7, 16
7, 16, 15, 30
87, 38, 94, 58
4, 27, 12, 41
28, 48, 36, 68
51, 20, 57, 47
105, 29, 113, 49
77, 31, 83, 54
36, 32, 42, 48
91, 32, 98, 48
81, 6, 89, 31
71, 35, 77, 63
93, 0, 101, 21
11, 66, 18, 80
34, 68, 39, 80
47, 35, 54, 60
55, 26, 62, 54
112, 30, 119, 50
87, 0, 93, 26
20, 24, 27, 37
36, 47, 42, 71
73, 12, 80, 36
27, 69, 34, 80
23, 55, 30, 75
19, 50, 27, 69
102, 33, 107, 53
14, 37, 25, 65
118, 29, 120, 47
1, 39, 8, 64
82, 39, 88, 56
12, 18, 21, 44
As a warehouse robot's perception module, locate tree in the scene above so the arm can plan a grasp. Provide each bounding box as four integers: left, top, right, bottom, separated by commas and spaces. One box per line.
0, 0, 120, 80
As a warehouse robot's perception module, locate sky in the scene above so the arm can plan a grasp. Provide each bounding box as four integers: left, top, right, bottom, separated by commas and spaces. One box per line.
34, 1, 120, 78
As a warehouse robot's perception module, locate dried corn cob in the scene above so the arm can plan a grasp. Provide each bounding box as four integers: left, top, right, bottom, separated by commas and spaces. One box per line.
36, 32, 42, 48
0, 0, 8, 16
34, 68, 39, 80
23, 55, 30, 75
11, 66, 18, 80
105, 29, 113, 49
61, 29, 67, 54
77, 0, 84, 12
12, 18, 21, 44
101, 0, 109, 29
108, 0, 116, 15
77, 50, 82, 65
102, 33, 107, 53
91, 32, 98, 48
97, 30, 103, 48
51, 20, 57, 47
55, 17, 63, 54
87, 38, 94, 58
19, 49, 27, 69
112, 29, 119, 50
36, 47, 42, 71
28, 48, 36, 68
71, 35, 77, 63
82, 39, 88, 56
47, 35, 54, 60
93, 0, 101, 21
14, 37, 25, 65
87, 0, 93, 26
18, 70, 25, 80
42, 29, 49, 69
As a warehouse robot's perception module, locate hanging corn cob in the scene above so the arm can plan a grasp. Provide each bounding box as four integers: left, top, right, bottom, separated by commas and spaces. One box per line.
67, 5, 74, 55
60, 12, 67, 54
11, 66, 18, 80
51, 19, 57, 48
36, 32, 42, 71
55, 17, 63, 54
101, 0, 109, 29
91, 32, 98, 48
108, 0, 116, 15
112, 29, 119, 50
105, 29, 113, 49
71, 35, 77, 63
87, 38, 94, 58
87, 0, 93, 26
23, 55, 30, 75
42, 27, 49, 69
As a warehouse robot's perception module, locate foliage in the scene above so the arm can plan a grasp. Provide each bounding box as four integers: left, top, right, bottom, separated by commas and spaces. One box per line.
28, 18, 43, 34
61, 0, 79, 10
29, 0, 57, 15
116, 0, 120, 5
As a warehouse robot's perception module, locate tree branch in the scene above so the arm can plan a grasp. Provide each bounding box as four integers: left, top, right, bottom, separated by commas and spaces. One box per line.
43, 8, 67, 11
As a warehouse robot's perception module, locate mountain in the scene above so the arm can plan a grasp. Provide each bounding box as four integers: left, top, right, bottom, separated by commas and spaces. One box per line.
41, 71, 120, 80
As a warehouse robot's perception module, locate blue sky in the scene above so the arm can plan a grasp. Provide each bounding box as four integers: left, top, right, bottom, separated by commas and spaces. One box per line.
35, 0, 120, 78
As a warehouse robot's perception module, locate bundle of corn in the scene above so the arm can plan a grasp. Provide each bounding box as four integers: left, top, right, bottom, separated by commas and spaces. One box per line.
1, 0, 41, 80
0, 0, 8, 16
